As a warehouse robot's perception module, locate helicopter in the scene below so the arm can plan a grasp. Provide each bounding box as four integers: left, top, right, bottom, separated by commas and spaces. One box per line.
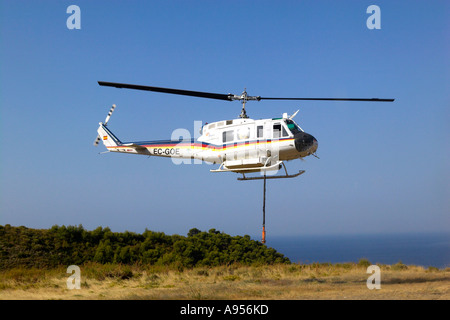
94, 81, 394, 243
94, 81, 394, 180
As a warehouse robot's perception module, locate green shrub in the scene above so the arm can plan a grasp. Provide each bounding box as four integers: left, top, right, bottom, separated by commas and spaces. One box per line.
357, 258, 371, 268
391, 261, 408, 271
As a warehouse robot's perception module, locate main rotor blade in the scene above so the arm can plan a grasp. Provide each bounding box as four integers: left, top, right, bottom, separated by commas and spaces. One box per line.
98, 81, 394, 102
259, 97, 395, 102
98, 81, 233, 101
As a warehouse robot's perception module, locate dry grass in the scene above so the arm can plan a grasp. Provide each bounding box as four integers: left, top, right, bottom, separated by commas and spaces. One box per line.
0, 263, 448, 300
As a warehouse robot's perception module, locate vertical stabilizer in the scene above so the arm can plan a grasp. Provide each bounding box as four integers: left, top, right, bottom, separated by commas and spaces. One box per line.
93, 104, 121, 148
96, 123, 122, 147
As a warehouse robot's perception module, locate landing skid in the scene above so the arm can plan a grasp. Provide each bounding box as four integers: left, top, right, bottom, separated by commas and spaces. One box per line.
237, 162, 305, 181
210, 159, 282, 174
211, 159, 306, 181
238, 170, 304, 181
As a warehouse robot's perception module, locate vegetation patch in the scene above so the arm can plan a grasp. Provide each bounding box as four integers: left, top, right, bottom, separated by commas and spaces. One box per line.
0, 225, 289, 270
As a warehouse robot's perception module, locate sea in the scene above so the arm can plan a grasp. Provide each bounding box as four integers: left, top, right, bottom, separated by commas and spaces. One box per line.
266, 232, 450, 269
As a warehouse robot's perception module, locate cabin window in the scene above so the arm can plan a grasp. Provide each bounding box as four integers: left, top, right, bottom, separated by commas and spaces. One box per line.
222, 130, 234, 143
208, 123, 216, 129
226, 120, 233, 125
257, 125, 264, 138
237, 127, 250, 140
273, 123, 282, 138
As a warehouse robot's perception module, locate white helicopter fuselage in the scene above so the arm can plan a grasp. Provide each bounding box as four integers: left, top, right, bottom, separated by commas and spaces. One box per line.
97, 112, 318, 174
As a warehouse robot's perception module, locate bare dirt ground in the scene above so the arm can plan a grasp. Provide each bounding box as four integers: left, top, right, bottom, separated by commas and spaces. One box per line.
0, 263, 448, 300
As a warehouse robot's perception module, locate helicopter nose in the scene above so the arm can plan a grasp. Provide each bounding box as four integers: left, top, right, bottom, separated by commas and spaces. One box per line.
295, 132, 318, 153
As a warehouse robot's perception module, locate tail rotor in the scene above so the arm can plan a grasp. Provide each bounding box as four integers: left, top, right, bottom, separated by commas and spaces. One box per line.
104, 104, 116, 125
93, 135, 101, 146
93, 104, 116, 146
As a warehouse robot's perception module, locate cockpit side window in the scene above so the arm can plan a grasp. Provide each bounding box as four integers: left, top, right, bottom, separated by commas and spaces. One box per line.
285, 119, 302, 134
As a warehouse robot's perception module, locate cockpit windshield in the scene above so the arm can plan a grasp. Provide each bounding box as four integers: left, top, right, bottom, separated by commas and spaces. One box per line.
285, 119, 303, 134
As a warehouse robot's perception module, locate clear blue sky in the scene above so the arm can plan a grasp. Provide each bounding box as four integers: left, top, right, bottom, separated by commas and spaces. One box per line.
1, 0, 448, 238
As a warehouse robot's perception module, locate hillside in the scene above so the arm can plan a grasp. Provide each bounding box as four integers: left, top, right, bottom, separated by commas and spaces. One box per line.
0, 225, 289, 269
